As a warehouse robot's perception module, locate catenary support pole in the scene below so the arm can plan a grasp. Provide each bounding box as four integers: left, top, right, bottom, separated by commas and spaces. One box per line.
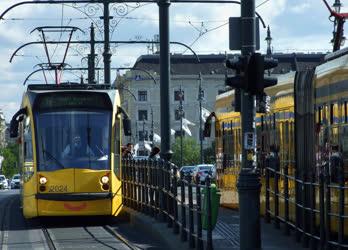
88, 23, 96, 84
237, 0, 261, 249
103, 1, 112, 85
158, 0, 172, 160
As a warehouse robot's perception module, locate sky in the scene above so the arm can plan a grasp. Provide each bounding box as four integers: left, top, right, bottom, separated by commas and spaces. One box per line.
0, 0, 345, 122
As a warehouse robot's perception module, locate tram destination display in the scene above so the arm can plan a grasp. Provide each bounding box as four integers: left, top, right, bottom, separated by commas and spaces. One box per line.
35, 92, 111, 110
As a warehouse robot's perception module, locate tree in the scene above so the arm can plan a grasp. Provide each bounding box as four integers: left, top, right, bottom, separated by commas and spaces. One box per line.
171, 137, 200, 167
0, 143, 19, 178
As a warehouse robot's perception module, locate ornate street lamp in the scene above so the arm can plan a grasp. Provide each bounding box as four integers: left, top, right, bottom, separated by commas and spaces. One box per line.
178, 86, 184, 168
265, 26, 272, 57
197, 73, 204, 164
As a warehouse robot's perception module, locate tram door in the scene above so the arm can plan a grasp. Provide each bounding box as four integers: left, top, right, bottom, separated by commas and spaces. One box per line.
21, 115, 38, 217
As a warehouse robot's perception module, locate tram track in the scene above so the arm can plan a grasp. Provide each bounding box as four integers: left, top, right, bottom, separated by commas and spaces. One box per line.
0, 195, 16, 250
102, 225, 139, 250
41, 227, 56, 250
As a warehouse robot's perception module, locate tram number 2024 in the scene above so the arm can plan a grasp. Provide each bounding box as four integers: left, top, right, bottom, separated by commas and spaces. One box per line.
48, 185, 68, 193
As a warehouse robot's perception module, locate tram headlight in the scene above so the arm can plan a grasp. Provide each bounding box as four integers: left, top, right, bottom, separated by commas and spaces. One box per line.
39, 176, 47, 185
101, 176, 109, 184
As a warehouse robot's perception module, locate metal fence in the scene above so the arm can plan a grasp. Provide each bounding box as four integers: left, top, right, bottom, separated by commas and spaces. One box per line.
265, 163, 348, 250
122, 158, 215, 250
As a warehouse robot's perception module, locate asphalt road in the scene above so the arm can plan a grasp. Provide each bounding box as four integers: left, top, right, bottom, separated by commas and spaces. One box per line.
0, 190, 166, 250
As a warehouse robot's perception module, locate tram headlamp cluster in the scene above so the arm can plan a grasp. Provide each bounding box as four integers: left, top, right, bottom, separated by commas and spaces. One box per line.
101, 176, 109, 184
39, 176, 47, 185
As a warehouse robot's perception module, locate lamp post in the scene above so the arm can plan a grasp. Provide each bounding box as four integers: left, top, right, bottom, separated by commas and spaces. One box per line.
197, 73, 204, 164
265, 26, 272, 57
331, 0, 346, 49
178, 86, 184, 168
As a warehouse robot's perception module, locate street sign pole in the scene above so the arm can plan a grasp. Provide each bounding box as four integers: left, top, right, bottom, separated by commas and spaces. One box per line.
237, 0, 261, 249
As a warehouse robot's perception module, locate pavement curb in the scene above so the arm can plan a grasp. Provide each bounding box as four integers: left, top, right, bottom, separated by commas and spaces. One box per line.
123, 207, 190, 250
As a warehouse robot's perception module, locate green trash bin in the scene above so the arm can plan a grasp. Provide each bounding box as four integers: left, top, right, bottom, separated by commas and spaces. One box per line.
202, 183, 221, 230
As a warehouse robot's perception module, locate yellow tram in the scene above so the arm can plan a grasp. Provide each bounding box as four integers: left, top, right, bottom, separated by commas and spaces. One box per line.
209, 49, 348, 236
10, 84, 131, 219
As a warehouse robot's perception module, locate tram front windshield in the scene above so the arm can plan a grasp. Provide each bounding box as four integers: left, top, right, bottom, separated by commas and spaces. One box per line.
36, 110, 111, 171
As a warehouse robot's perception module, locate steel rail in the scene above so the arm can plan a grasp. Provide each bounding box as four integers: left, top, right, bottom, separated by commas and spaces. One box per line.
0, 1, 266, 28
41, 228, 57, 250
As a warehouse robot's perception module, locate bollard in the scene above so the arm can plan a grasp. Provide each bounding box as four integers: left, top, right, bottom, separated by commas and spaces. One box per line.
173, 164, 179, 234
132, 159, 137, 210
180, 174, 187, 242
188, 175, 195, 248
206, 176, 213, 250
195, 175, 203, 250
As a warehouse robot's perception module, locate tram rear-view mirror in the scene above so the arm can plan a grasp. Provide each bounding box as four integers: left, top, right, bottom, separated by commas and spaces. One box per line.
10, 108, 27, 138
123, 118, 132, 136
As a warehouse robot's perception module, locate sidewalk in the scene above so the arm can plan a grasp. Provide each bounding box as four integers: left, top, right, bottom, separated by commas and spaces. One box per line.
126, 206, 305, 250
214, 207, 305, 249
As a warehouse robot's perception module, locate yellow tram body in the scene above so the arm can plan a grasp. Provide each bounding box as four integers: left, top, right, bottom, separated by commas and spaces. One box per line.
213, 52, 348, 235
12, 85, 126, 218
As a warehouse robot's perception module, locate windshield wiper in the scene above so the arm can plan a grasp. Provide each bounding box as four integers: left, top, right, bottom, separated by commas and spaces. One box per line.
42, 149, 66, 169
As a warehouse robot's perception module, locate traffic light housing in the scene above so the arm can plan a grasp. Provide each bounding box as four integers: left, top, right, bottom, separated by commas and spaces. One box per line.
225, 56, 249, 89
246, 53, 278, 95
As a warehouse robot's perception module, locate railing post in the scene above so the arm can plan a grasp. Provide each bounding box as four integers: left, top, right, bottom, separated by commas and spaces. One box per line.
132, 159, 136, 210
338, 166, 344, 250
295, 168, 301, 242
160, 160, 167, 222
325, 163, 331, 250
144, 160, 150, 215
196, 175, 203, 250
137, 160, 142, 212
274, 166, 280, 229
265, 165, 270, 223
188, 175, 195, 248
172, 164, 179, 234
167, 162, 173, 228
155, 160, 161, 219
319, 170, 325, 250
309, 169, 316, 250
149, 160, 155, 217
284, 164, 290, 235
206, 176, 213, 250
180, 174, 187, 242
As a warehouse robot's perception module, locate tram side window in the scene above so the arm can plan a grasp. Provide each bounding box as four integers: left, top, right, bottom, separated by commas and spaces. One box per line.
114, 114, 121, 178
24, 117, 33, 162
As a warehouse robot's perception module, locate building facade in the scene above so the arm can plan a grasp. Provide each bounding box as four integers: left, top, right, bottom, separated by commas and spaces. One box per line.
0, 111, 6, 149
120, 53, 325, 155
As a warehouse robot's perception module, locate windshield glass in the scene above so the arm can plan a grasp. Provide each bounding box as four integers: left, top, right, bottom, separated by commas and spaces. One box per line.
36, 110, 111, 171
0, 177, 5, 181
13, 175, 19, 180
199, 166, 213, 171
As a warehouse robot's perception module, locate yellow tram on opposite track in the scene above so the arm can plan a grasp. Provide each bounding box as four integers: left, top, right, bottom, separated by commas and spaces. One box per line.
206, 48, 348, 237
10, 84, 131, 219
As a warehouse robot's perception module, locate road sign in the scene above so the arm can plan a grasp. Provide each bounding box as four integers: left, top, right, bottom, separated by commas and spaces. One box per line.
244, 132, 255, 150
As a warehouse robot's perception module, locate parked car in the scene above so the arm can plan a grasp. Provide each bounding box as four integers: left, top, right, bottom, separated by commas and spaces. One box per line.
193, 164, 216, 184
179, 166, 196, 180
0, 175, 8, 189
10, 174, 20, 189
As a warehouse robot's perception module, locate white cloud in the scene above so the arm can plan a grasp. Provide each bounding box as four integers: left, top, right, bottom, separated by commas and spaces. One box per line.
289, 2, 311, 14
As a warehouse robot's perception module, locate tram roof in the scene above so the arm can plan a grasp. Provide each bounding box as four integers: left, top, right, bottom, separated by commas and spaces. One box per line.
27, 84, 116, 92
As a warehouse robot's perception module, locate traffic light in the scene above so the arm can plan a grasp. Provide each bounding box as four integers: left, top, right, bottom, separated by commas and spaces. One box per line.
225, 55, 249, 89
246, 53, 278, 95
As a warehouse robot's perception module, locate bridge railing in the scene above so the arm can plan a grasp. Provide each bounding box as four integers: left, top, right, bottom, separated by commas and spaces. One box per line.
121, 158, 214, 250
265, 163, 348, 249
